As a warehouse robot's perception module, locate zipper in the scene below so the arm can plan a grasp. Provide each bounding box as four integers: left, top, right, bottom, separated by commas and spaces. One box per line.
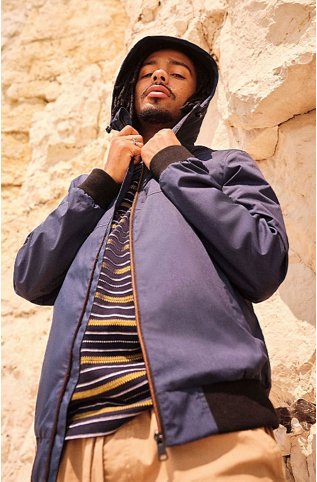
44, 191, 129, 480
44, 237, 108, 480
129, 164, 168, 462
44, 163, 140, 479
154, 431, 168, 461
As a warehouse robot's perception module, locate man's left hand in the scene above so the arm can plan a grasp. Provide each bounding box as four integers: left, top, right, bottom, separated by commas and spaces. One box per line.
141, 129, 181, 169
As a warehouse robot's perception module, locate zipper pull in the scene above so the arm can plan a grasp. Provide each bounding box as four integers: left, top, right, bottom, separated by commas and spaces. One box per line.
154, 431, 168, 461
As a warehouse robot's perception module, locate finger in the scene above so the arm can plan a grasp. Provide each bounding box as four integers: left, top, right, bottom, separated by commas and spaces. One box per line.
125, 135, 143, 144
131, 146, 142, 158
133, 155, 141, 164
118, 125, 140, 137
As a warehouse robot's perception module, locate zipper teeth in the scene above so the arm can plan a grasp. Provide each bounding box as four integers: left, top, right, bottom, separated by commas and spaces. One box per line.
44, 272, 96, 479
44, 219, 113, 481
129, 165, 163, 435
45, 167, 136, 479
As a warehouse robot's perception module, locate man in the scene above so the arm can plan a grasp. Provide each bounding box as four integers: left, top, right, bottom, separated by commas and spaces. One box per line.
14, 36, 288, 481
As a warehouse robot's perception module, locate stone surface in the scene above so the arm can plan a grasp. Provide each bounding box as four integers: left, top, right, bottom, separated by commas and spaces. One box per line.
2, 0, 315, 481
259, 111, 316, 326
2, 2, 129, 481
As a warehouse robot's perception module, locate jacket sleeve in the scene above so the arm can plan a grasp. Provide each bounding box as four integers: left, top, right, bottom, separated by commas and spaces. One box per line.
13, 169, 120, 306
150, 146, 289, 303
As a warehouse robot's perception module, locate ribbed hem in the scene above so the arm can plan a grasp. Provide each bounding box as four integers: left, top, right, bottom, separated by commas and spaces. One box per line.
78, 168, 121, 209
203, 379, 279, 433
150, 145, 192, 181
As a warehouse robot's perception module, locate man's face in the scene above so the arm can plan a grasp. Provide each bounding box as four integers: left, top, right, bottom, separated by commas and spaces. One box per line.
134, 49, 197, 126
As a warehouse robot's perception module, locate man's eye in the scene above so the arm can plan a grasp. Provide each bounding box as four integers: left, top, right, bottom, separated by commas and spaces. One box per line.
141, 73, 152, 78
172, 73, 185, 79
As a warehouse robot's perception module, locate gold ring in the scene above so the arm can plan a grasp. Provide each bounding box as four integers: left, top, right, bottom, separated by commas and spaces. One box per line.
131, 138, 138, 145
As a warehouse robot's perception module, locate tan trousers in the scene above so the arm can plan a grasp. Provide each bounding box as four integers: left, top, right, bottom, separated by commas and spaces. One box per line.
57, 411, 286, 482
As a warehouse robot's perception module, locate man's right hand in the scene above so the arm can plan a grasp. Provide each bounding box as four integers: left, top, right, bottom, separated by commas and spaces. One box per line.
103, 125, 143, 184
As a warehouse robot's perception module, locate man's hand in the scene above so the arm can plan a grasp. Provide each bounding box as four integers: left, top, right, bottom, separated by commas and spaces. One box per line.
141, 129, 181, 169
104, 125, 143, 183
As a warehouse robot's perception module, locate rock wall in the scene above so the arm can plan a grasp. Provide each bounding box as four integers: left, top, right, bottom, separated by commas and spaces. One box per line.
2, 0, 315, 480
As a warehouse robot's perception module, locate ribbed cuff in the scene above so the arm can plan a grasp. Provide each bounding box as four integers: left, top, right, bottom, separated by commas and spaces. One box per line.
150, 145, 192, 181
203, 380, 279, 433
78, 168, 121, 209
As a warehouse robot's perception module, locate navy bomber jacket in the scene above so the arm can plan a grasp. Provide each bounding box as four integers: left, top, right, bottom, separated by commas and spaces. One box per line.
14, 140, 288, 481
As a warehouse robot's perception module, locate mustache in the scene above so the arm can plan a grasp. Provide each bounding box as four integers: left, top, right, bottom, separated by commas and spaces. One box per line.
141, 83, 176, 100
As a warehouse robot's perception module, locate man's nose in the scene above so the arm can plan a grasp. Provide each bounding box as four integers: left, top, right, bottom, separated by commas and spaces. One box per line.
152, 69, 169, 83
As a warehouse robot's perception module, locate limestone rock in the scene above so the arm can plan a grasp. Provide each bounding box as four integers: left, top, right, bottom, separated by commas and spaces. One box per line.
254, 293, 315, 405
230, 126, 278, 160
2, 133, 32, 186
259, 111, 316, 325
2, 2, 129, 481
18, 64, 120, 209
290, 431, 314, 482
274, 424, 291, 456
219, 0, 315, 128
307, 425, 316, 481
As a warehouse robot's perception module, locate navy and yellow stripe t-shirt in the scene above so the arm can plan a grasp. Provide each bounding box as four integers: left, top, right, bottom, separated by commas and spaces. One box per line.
66, 164, 152, 439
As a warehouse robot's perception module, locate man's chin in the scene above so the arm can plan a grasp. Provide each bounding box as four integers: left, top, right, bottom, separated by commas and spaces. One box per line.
137, 107, 175, 125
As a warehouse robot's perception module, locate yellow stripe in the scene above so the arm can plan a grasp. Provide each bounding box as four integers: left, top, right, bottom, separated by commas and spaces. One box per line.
72, 399, 152, 421
115, 265, 130, 274
120, 201, 132, 209
106, 239, 129, 250
72, 371, 146, 401
81, 354, 142, 364
95, 293, 134, 303
88, 319, 136, 326
101, 263, 131, 274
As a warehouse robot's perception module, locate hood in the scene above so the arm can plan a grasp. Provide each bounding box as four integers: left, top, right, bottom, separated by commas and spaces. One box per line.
107, 35, 219, 145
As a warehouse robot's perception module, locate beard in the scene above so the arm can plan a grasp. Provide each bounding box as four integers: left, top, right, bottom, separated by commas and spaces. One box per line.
137, 106, 175, 125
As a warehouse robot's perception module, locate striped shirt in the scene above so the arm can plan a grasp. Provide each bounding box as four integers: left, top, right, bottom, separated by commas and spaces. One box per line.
65, 163, 152, 439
